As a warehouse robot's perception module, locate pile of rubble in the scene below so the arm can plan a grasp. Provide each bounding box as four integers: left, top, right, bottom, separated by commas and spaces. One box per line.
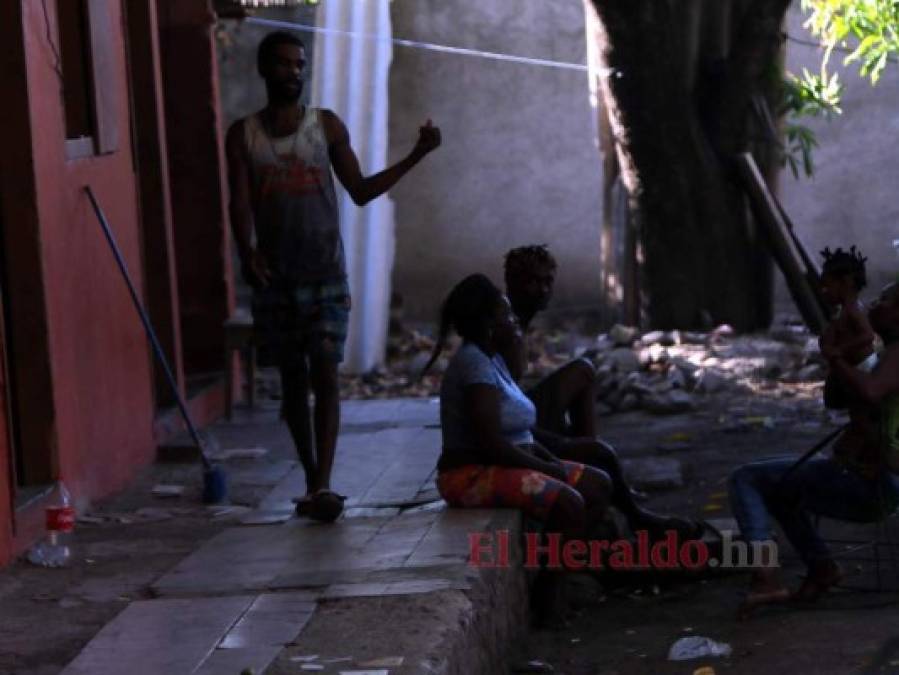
337, 321, 827, 410
584, 323, 825, 415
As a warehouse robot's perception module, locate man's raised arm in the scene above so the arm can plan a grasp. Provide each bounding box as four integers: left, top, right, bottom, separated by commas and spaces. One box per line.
322, 110, 440, 207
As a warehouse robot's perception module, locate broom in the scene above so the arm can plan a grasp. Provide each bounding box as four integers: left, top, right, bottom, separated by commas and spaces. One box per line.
84, 186, 227, 504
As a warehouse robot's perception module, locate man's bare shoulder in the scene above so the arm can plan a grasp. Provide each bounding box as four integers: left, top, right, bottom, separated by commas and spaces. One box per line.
318, 109, 349, 144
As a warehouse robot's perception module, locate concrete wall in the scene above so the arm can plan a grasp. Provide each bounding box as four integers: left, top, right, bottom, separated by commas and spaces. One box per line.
780, 7, 899, 309
388, 0, 603, 322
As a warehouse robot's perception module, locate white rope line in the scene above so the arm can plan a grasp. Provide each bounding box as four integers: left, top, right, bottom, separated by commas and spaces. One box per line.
246, 16, 608, 74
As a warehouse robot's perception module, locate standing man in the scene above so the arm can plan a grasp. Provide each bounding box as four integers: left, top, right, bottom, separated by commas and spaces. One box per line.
226, 32, 441, 521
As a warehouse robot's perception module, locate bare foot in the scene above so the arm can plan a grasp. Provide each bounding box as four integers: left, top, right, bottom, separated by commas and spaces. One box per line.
793, 560, 843, 602
737, 571, 790, 620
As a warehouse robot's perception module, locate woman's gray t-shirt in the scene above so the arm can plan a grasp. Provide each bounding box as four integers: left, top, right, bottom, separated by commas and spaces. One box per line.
439, 342, 536, 466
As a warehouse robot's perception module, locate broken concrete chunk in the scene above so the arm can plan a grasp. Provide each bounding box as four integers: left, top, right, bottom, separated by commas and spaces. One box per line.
594, 334, 616, 352
694, 369, 726, 394
609, 324, 639, 346
647, 344, 669, 364
641, 330, 665, 345
680, 331, 709, 345
607, 348, 642, 374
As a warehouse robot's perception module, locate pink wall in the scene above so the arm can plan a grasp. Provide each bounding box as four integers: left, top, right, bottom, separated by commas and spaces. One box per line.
0, 0, 233, 566
0, 333, 13, 563
23, 0, 157, 506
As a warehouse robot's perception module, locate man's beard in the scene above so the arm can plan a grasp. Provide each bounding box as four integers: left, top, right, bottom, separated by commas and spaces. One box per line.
268, 80, 303, 104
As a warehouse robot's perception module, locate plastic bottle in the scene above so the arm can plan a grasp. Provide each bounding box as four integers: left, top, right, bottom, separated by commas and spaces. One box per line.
26, 482, 75, 568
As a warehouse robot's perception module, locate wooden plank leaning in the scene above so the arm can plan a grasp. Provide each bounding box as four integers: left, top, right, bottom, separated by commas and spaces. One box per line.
735, 152, 828, 334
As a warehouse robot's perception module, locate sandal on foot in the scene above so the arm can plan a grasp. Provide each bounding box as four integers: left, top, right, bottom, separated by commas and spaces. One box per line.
294, 495, 313, 516
307, 489, 345, 523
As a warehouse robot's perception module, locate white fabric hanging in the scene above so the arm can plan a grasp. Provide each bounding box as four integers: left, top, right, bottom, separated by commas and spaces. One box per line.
310, 0, 394, 373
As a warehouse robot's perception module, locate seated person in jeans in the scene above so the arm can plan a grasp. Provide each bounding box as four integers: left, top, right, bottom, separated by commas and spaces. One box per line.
729, 282, 899, 615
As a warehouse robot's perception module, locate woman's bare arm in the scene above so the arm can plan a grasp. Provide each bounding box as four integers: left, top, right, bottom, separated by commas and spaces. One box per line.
464, 383, 564, 479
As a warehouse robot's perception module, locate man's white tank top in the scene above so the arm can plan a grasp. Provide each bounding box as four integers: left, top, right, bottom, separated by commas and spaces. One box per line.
243, 107, 345, 283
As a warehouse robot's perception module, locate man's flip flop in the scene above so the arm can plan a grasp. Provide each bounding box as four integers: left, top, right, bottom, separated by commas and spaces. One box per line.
294, 495, 313, 516
307, 489, 345, 523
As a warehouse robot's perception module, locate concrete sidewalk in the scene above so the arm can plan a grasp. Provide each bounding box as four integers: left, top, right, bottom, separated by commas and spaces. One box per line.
59, 398, 527, 675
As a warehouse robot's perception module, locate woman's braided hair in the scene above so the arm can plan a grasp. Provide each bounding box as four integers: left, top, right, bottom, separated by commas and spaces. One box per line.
421, 274, 503, 376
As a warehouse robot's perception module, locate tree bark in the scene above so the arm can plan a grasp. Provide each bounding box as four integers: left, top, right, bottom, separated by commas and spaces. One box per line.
588, 0, 790, 330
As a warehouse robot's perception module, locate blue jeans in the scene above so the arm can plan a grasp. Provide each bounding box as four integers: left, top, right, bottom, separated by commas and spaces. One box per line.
729, 456, 899, 565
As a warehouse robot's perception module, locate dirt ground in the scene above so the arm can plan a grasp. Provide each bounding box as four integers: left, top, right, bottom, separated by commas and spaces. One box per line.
515, 383, 899, 675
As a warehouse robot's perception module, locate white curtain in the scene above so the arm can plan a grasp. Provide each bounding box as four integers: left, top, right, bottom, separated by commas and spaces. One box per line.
311, 0, 395, 373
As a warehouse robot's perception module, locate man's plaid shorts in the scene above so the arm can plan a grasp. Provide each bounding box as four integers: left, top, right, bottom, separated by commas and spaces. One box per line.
251, 278, 350, 368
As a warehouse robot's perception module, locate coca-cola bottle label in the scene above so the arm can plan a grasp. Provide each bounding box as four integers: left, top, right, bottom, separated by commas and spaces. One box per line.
46, 506, 75, 533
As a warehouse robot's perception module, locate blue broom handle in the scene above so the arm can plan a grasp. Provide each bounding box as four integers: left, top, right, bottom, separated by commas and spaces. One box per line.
84, 186, 211, 468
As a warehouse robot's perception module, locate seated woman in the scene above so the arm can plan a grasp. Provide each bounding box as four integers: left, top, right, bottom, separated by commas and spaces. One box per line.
729, 282, 899, 615
424, 274, 612, 548
425, 275, 612, 623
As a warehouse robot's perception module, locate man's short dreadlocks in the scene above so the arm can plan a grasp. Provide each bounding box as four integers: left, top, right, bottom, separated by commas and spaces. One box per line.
821, 245, 868, 291
504, 244, 557, 283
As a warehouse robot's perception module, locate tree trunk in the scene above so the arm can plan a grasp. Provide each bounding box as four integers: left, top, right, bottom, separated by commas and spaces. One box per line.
587, 0, 790, 330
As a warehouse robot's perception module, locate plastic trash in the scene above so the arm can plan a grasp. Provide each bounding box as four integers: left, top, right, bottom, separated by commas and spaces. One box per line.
26, 482, 75, 568
668, 636, 732, 661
